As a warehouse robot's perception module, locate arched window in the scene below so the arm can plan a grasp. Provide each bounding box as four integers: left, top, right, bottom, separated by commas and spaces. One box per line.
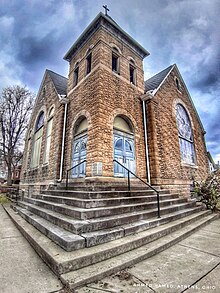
129, 59, 136, 85
74, 118, 88, 136
113, 116, 133, 134
176, 104, 195, 164
24, 129, 32, 170
73, 62, 79, 87
31, 111, 44, 168
86, 49, 92, 75
44, 107, 54, 164
112, 47, 120, 73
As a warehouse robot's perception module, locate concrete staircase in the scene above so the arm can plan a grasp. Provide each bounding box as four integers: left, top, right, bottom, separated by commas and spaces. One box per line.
5, 181, 218, 290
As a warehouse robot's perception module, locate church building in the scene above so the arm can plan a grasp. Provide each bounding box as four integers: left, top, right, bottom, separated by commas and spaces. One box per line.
10, 11, 217, 288
20, 11, 209, 198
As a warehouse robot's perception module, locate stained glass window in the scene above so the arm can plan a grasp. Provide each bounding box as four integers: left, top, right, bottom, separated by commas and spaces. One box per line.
36, 111, 44, 131
44, 108, 54, 164
31, 111, 44, 167
176, 104, 195, 164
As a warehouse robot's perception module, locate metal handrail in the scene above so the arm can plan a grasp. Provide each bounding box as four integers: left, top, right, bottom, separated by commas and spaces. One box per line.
66, 160, 87, 190
113, 159, 161, 218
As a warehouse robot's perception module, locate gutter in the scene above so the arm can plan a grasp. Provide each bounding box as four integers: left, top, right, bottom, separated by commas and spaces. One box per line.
57, 95, 69, 182
140, 91, 154, 184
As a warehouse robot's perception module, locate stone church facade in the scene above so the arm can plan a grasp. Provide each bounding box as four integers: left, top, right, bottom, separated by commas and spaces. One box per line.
20, 12, 209, 197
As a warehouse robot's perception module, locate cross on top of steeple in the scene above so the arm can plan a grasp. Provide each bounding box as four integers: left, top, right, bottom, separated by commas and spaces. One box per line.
103, 5, 110, 16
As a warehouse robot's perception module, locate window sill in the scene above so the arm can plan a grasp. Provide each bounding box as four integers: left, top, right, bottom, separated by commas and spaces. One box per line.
130, 82, 137, 88
30, 166, 40, 171
112, 70, 120, 75
181, 162, 198, 169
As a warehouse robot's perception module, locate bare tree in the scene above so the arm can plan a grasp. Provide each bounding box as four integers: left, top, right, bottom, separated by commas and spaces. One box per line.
0, 85, 34, 185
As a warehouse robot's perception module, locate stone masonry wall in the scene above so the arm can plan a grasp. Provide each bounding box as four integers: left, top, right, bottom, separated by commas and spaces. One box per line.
147, 66, 209, 189
20, 74, 64, 196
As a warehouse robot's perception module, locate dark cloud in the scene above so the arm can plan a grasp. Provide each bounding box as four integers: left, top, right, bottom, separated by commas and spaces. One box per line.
17, 34, 56, 65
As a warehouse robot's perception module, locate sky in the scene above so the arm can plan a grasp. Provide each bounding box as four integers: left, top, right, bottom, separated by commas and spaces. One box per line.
0, 0, 219, 163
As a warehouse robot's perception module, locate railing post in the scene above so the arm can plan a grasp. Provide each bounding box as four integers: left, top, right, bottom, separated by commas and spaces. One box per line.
128, 170, 131, 191
157, 191, 161, 218
113, 159, 161, 219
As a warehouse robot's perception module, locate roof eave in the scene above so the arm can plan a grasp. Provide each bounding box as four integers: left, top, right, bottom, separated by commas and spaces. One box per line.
145, 64, 175, 95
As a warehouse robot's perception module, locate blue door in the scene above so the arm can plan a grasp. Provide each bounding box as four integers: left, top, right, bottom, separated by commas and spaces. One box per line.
71, 134, 87, 177
114, 133, 135, 177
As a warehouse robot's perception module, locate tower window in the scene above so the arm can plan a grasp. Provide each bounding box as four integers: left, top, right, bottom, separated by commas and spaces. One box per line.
86, 53, 92, 74
129, 64, 136, 84
112, 53, 119, 72
73, 64, 79, 87
112, 47, 120, 73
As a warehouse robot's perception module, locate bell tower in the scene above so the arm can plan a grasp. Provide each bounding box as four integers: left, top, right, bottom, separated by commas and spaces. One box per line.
63, 11, 150, 179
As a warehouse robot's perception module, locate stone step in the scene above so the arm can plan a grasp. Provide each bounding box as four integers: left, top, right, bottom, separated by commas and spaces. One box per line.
60, 214, 218, 290
64, 185, 152, 191
12, 204, 204, 250
86, 205, 203, 233
81, 207, 205, 247
33, 193, 179, 208
17, 201, 89, 234
13, 205, 86, 251
4, 204, 218, 287
17, 200, 198, 235
23, 197, 188, 220
43, 189, 169, 199
56, 180, 161, 191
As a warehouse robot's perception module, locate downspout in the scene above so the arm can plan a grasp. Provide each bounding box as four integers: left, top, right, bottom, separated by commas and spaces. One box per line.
141, 92, 154, 184
57, 96, 69, 182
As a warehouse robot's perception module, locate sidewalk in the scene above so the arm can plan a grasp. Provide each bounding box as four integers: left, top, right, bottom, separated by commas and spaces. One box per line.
1, 203, 220, 293
77, 219, 220, 293
0, 204, 63, 293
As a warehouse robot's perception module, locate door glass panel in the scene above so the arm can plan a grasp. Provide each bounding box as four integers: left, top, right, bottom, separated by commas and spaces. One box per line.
115, 138, 123, 150
125, 140, 132, 152
72, 134, 87, 177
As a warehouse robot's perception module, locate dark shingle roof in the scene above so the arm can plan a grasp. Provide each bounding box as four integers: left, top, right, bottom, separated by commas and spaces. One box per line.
46, 70, 68, 96
144, 65, 174, 93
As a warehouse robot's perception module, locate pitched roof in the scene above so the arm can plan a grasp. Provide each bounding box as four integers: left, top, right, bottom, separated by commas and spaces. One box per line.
144, 65, 174, 93
46, 70, 68, 96
64, 12, 149, 61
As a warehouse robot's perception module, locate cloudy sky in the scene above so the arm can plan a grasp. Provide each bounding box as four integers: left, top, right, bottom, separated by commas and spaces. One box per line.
0, 0, 219, 162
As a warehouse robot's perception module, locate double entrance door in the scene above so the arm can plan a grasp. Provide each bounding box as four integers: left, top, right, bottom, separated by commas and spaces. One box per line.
114, 131, 135, 177
71, 131, 135, 178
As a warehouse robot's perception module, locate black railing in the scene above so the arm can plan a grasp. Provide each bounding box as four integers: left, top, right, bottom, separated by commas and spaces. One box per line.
113, 159, 161, 218
66, 160, 87, 190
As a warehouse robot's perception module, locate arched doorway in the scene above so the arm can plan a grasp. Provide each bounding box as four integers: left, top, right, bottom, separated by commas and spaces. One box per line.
71, 118, 88, 177
113, 116, 135, 177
